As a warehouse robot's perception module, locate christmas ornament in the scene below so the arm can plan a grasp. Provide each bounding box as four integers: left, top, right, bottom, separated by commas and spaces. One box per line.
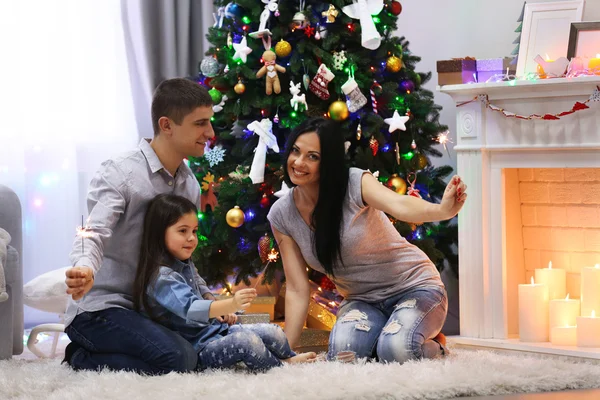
356, 122, 362, 140
256, 50, 286, 95
227, 32, 233, 48
411, 139, 417, 149
209, 87, 223, 105
345, 141, 351, 154
290, 81, 308, 111
406, 172, 422, 198
304, 25, 315, 37
247, 119, 279, 184
274, 181, 291, 198
322, 4, 339, 23
260, 194, 270, 208
328, 101, 349, 121
275, 39, 292, 57
212, 94, 228, 113
332, 50, 347, 71
342, 71, 367, 113
412, 153, 429, 170
370, 81, 382, 114
291, 11, 308, 30
384, 110, 409, 132
342, 0, 385, 50
395, 143, 400, 164
232, 36, 253, 63
234, 79, 246, 94
400, 79, 415, 93
200, 173, 219, 212
249, 0, 279, 38
309, 63, 335, 100
204, 145, 226, 167
224, 3, 242, 19
302, 62, 311, 91
389, 0, 402, 15
386, 55, 402, 72
226, 206, 245, 228
319, 275, 336, 291
200, 57, 220, 77
273, 110, 280, 124
369, 137, 379, 155
387, 174, 407, 195
258, 234, 272, 262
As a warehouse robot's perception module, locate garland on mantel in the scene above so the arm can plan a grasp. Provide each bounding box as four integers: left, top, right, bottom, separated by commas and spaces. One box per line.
457, 86, 600, 120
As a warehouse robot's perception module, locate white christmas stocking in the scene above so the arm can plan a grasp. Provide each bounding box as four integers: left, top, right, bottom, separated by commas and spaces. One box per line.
342, 76, 367, 113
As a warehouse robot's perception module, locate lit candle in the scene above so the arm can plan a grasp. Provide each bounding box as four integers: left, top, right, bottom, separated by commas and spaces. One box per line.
577, 310, 600, 347
550, 325, 577, 346
518, 277, 549, 342
535, 261, 566, 300
549, 294, 580, 328
581, 264, 600, 317
588, 54, 600, 74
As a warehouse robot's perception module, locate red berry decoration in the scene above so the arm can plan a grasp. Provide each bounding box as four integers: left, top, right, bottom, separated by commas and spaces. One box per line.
319, 276, 336, 291
390, 1, 402, 16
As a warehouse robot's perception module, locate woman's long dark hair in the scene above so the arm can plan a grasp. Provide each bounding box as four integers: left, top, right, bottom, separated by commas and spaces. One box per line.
282, 117, 349, 276
133, 193, 198, 320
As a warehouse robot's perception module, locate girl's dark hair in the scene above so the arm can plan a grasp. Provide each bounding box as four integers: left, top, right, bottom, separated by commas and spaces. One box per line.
133, 193, 198, 320
282, 117, 349, 276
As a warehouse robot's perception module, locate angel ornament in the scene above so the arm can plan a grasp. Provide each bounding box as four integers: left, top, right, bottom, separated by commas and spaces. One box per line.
250, 0, 279, 39
342, 0, 384, 50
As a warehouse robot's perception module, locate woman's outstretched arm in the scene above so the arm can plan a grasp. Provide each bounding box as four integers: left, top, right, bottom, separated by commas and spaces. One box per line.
272, 225, 311, 349
361, 173, 467, 223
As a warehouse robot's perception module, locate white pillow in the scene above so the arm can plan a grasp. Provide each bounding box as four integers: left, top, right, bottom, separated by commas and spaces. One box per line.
23, 267, 70, 314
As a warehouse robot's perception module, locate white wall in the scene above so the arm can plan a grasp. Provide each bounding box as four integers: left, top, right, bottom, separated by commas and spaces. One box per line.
397, 0, 600, 173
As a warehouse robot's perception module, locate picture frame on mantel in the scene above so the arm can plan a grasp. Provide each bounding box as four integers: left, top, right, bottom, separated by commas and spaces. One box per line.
516, 0, 585, 76
567, 21, 600, 58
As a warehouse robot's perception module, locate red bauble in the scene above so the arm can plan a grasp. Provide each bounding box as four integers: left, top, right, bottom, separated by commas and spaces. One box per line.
260, 194, 270, 208
258, 234, 271, 263
319, 276, 336, 292
390, 1, 402, 15
369, 137, 379, 156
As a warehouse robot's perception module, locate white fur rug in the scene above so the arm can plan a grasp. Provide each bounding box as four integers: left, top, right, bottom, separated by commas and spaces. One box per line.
3, 348, 600, 400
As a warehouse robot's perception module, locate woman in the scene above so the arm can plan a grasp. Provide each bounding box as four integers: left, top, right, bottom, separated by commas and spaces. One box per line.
267, 117, 467, 363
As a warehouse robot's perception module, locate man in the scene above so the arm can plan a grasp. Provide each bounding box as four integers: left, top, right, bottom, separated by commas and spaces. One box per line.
64, 78, 215, 374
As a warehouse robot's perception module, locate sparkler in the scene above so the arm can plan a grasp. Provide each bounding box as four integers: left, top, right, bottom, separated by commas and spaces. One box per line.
76, 216, 93, 254
437, 130, 453, 160
253, 248, 279, 289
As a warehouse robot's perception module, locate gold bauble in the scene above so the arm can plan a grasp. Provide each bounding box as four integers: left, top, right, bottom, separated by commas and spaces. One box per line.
234, 80, 246, 94
386, 56, 402, 73
328, 100, 349, 121
387, 174, 407, 195
226, 206, 245, 228
411, 153, 429, 170
275, 40, 292, 58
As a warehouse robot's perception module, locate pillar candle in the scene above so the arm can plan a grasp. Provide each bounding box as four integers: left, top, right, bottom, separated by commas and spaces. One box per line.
549, 294, 580, 328
518, 277, 549, 342
577, 311, 600, 347
581, 264, 600, 317
550, 325, 577, 346
588, 54, 600, 74
535, 261, 566, 300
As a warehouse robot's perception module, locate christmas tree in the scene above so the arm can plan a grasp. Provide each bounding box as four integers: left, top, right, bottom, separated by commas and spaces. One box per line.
191, 0, 458, 289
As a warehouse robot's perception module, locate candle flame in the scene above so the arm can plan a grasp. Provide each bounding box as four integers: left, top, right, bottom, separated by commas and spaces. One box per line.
566, 293, 570, 300
531, 276, 535, 285
548, 261, 552, 269
545, 54, 551, 61
595, 264, 600, 269
593, 310, 596, 318
318, 287, 322, 292
597, 54, 600, 58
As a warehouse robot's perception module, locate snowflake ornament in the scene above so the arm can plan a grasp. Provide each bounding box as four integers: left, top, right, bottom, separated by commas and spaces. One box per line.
332, 50, 347, 71
204, 145, 226, 167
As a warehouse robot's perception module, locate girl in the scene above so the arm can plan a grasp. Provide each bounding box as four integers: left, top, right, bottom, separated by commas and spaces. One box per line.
268, 117, 467, 364
133, 193, 316, 372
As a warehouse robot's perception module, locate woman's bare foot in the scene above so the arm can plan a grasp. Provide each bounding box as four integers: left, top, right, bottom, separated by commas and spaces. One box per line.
282, 352, 317, 364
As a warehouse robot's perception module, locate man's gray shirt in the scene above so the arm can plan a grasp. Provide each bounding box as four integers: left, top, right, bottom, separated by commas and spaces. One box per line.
65, 139, 200, 326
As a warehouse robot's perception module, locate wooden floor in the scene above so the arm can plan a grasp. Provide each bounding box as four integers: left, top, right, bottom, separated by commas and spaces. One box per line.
457, 389, 600, 399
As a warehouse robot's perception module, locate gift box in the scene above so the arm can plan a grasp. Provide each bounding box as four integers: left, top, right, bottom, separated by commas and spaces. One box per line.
238, 313, 270, 324
436, 58, 477, 86
476, 57, 516, 83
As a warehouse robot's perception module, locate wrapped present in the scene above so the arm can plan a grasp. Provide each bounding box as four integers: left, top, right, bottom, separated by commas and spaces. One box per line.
436, 58, 477, 86
238, 313, 270, 324
216, 295, 277, 321
476, 57, 515, 83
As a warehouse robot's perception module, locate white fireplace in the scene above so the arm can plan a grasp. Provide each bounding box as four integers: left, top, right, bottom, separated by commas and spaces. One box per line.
440, 76, 600, 359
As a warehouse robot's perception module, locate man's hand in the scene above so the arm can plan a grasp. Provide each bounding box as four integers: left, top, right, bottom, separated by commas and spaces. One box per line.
65, 266, 94, 300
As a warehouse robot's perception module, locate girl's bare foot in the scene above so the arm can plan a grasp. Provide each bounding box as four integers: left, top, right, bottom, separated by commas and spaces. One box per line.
282, 352, 317, 364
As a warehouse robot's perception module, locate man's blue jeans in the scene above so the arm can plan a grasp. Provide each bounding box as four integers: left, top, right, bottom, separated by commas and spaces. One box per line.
65, 308, 197, 374
327, 285, 448, 363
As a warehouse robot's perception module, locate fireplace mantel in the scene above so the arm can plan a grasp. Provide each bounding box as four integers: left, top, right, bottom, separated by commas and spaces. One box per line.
439, 77, 600, 359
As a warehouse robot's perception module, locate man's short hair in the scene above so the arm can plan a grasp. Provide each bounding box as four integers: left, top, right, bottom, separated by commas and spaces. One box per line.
151, 78, 213, 135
